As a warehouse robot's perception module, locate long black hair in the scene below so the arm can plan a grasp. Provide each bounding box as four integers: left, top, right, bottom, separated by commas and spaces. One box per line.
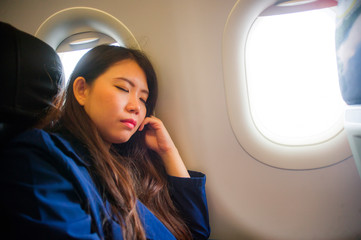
47, 45, 191, 240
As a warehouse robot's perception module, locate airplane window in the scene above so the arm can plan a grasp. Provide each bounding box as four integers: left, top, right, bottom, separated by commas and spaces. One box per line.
57, 32, 120, 82
245, 6, 344, 146
223, 0, 351, 169
35, 7, 140, 83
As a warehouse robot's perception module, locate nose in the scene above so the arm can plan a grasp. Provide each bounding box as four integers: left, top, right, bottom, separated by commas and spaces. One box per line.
125, 95, 141, 114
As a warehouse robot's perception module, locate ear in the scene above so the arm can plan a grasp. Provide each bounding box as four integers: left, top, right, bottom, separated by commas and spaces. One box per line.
73, 77, 89, 106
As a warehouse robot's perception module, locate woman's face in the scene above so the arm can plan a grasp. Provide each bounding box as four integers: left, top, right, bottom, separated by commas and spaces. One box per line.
82, 59, 149, 144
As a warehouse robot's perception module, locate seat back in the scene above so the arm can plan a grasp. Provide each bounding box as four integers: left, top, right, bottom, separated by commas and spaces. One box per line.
0, 22, 64, 145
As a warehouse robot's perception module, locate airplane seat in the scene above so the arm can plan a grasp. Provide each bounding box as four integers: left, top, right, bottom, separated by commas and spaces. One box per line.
0, 22, 63, 146
336, 1, 361, 177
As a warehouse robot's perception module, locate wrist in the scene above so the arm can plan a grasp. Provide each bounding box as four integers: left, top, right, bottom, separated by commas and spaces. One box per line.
158, 146, 179, 159
159, 149, 190, 178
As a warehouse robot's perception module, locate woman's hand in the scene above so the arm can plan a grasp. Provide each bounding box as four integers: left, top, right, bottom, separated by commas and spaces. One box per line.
138, 116, 175, 155
139, 116, 190, 178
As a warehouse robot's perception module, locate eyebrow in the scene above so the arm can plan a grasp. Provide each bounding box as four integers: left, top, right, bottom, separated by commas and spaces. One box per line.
114, 77, 149, 95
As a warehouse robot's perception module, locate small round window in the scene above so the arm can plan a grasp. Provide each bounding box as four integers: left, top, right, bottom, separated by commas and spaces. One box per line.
35, 7, 140, 82
57, 31, 119, 82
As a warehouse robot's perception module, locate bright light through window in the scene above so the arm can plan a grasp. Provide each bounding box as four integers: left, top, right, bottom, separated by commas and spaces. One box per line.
58, 42, 121, 82
58, 48, 91, 82
246, 8, 345, 146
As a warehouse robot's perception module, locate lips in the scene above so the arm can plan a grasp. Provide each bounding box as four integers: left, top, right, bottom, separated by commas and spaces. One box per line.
121, 119, 137, 129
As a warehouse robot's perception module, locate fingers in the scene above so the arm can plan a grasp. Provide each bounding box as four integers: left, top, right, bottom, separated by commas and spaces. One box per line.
138, 116, 161, 131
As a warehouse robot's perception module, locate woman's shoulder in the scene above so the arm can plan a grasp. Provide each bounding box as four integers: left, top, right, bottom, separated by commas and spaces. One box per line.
5, 128, 53, 149
3, 128, 88, 166
12, 128, 48, 139
7, 128, 64, 150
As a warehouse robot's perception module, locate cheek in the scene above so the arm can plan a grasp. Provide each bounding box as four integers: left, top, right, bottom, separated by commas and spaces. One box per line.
136, 114, 144, 126
135, 108, 147, 128
141, 105, 148, 118
86, 89, 120, 119
98, 88, 122, 108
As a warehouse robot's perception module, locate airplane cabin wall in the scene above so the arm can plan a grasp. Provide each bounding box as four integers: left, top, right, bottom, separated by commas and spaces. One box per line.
1, 0, 361, 239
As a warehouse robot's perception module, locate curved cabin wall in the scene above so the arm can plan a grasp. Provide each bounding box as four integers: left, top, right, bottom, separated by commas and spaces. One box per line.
1, 0, 361, 239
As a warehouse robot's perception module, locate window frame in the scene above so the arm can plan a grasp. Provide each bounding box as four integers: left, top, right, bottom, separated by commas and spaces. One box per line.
222, 0, 351, 169
35, 7, 140, 51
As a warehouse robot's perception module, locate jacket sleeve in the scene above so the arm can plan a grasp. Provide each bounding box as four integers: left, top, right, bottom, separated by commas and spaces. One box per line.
0, 130, 102, 240
167, 171, 210, 240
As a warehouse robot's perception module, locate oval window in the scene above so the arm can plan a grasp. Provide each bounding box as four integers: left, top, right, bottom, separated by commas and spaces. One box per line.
35, 7, 140, 82
246, 5, 345, 146
223, 0, 351, 169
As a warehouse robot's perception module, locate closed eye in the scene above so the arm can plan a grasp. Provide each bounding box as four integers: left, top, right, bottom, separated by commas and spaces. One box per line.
115, 86, 129, 92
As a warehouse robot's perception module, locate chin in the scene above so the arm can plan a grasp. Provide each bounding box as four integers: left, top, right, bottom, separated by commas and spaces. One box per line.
109, 134, 132, 144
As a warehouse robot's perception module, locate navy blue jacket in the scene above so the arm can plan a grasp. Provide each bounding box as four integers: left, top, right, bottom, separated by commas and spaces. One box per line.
0, 129, 210, 239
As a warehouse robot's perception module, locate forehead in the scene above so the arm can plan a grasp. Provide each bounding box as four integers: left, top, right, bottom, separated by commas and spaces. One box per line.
99, 59, 148, 88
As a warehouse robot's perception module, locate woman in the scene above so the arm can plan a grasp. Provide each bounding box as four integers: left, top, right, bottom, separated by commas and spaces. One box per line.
0, 45, 210, 239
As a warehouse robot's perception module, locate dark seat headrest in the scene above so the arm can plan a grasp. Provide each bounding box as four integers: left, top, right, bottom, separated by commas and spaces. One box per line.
0, 22, 64, 125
